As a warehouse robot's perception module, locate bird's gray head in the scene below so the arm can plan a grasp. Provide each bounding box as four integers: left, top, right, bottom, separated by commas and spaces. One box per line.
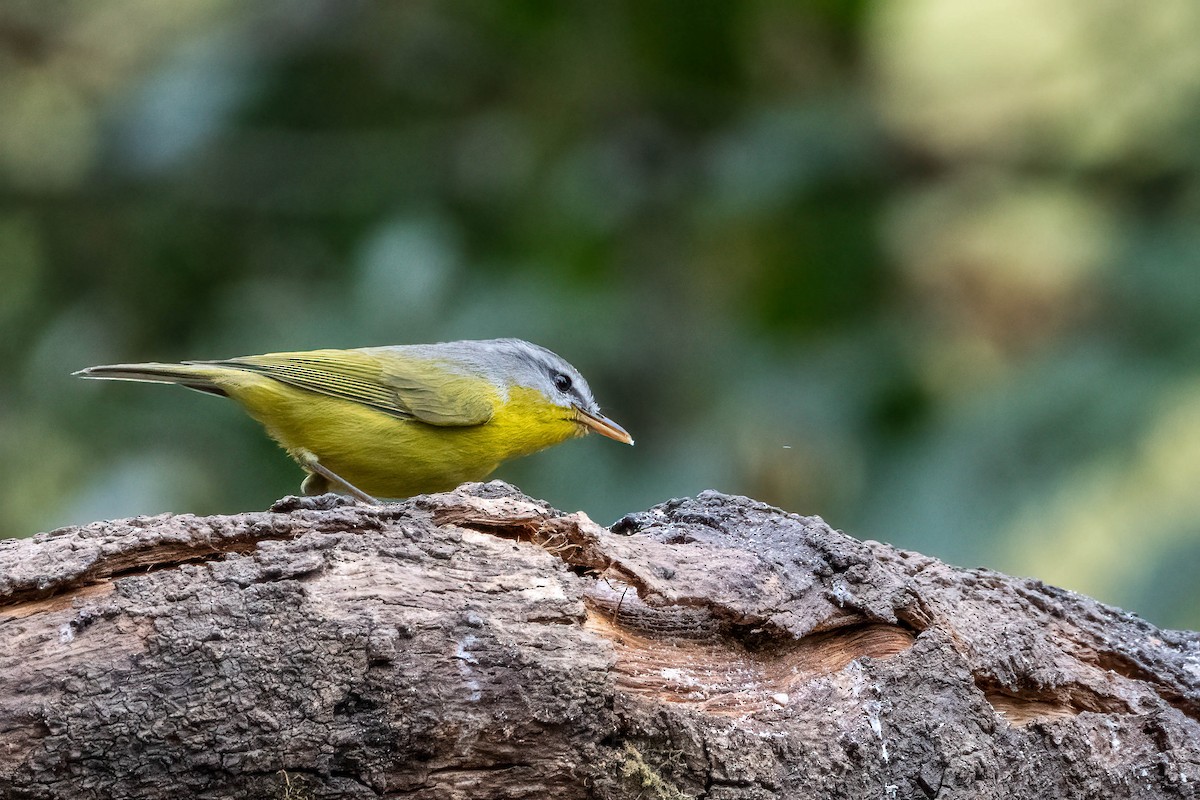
483, 338, 598, 413
435, 338, 632, 444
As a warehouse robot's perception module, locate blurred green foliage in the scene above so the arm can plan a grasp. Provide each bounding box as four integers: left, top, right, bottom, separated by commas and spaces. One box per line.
1, 0, 1198, 629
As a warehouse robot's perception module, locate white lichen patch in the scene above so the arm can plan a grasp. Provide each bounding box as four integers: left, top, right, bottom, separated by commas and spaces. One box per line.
518, 577, 566, 602
455, 634, 483, 702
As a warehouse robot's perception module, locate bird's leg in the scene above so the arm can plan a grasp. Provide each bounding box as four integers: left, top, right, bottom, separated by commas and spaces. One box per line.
297, 449, 379, 505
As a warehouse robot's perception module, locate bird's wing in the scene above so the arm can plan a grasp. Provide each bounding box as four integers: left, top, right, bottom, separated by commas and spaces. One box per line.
194, 349, 495, 426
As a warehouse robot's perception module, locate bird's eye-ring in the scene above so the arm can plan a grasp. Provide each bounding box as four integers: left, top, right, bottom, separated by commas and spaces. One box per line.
553, 373, 572, 393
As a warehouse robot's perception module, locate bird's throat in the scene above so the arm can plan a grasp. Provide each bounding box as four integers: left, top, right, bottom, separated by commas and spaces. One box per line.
490, 386, 584, 459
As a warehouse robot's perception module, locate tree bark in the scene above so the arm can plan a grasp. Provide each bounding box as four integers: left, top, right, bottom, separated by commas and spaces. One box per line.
1, 482, 1197, 799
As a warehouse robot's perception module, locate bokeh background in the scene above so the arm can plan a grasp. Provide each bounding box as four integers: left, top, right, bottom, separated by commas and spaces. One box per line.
2, 0, 1199, 629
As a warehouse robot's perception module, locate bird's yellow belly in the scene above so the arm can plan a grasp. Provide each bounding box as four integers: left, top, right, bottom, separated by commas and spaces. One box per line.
223, 379, 581, 498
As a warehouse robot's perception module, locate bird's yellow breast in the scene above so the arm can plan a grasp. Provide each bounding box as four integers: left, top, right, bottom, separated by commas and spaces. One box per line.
219, 375, 580, 498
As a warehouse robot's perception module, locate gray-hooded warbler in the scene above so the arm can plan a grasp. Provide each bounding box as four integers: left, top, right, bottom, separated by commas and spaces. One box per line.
75, 338, 633, 503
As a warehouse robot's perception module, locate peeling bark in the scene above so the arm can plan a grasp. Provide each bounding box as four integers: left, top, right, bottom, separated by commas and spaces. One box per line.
1, 483, 1197, 799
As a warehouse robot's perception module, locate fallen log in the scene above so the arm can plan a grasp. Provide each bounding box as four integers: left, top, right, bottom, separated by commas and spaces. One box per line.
0, 482, 1197, 799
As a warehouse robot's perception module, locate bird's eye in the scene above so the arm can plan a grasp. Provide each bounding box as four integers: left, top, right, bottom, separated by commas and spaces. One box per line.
553, 373, 572, 393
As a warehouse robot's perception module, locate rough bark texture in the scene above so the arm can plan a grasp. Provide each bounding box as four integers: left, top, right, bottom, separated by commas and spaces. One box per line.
1, 482, 1198, 799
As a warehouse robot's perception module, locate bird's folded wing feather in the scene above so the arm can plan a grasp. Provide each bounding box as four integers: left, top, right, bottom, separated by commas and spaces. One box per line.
192, 349, 494, 426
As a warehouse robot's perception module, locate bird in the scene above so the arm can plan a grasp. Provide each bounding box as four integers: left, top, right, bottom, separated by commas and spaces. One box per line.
74, 338, 633, 504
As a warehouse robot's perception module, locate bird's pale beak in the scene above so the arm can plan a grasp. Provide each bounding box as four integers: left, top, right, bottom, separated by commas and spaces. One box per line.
574, 406, 634, 445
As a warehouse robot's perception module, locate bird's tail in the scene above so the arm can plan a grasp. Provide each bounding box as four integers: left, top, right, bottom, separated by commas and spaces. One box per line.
73, 363, 229, 396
